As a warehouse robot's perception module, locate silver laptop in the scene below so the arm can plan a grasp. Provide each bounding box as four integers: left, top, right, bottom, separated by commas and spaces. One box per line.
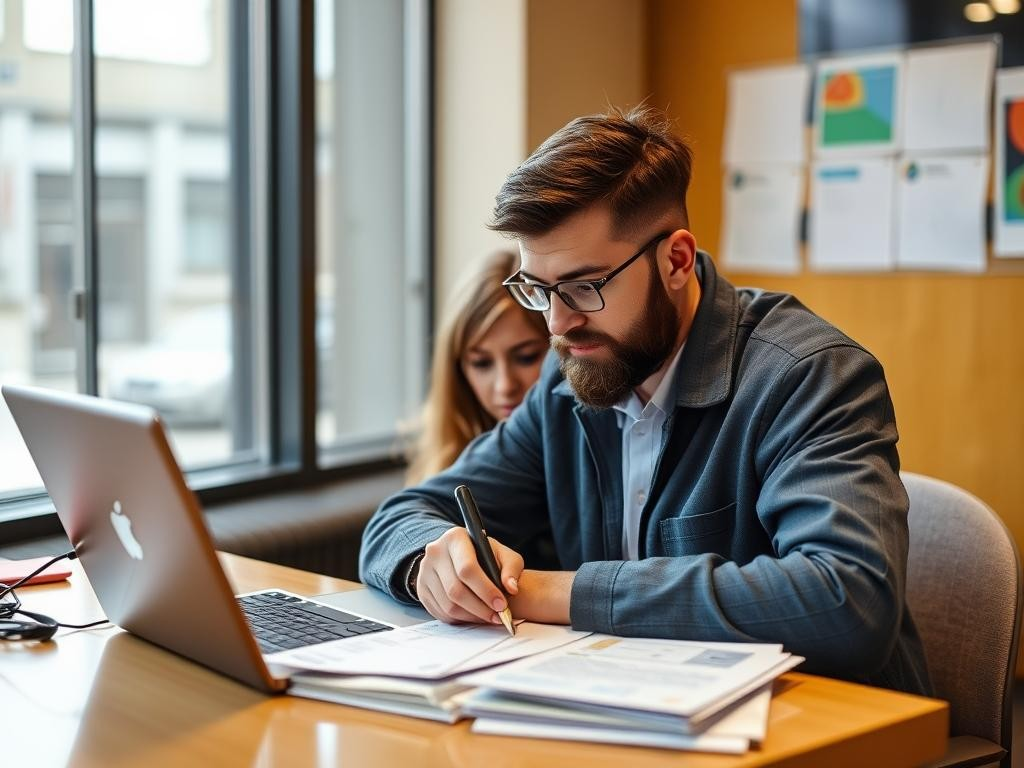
2, 384, 420, 693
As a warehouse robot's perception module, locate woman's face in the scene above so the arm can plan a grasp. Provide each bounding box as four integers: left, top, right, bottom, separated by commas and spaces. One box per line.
461, 309, 548, 422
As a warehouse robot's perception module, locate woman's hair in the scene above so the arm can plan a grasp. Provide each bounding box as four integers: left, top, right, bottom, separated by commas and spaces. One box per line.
406, 250, 548, 484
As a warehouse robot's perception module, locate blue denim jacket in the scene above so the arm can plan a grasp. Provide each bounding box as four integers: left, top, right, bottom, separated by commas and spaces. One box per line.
360, 253, 932, 696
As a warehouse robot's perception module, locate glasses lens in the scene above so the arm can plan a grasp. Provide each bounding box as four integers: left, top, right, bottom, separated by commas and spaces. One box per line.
507, 282, 549, 310
560, 282, 603, 312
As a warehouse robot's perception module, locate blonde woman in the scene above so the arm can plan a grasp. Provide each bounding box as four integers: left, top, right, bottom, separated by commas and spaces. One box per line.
407, 251, 549, 484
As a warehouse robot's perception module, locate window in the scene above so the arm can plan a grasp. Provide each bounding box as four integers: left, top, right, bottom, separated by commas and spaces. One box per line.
0, 8, 74, 498
0, 3, 431, 523
314, 0, 430, 461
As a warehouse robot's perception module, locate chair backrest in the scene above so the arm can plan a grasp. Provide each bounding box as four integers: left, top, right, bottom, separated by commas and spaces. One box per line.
903, 471, 1022, 761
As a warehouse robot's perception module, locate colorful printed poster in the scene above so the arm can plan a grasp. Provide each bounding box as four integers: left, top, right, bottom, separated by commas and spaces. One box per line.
995, 67, 1024, 257
896, 155, 988, 272
815, 53, 903, 157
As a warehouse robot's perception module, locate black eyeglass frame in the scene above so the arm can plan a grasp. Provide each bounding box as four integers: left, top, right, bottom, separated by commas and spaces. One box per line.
502, 231, 672, 313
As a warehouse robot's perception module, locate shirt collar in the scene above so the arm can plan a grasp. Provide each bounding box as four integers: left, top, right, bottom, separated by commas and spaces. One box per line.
613, 340, 686, 422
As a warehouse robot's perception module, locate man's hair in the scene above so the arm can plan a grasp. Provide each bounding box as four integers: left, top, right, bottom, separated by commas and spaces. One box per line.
490, 106, 693, 239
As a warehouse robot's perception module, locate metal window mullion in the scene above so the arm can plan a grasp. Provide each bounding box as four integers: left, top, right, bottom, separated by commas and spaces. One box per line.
228, 0, 254, 452
71, 0, 98, 395
269, 0, 317, 472
402, 0, 434, 413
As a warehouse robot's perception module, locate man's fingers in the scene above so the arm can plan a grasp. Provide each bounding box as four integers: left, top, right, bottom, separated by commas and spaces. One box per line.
492, 539, 525, 595
419, 570, 493, 624
449, 532, 508, 612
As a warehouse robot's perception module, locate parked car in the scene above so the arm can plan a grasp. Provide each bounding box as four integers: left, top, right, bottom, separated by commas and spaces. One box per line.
105, 306, 232, 426
106, 303, 335, 427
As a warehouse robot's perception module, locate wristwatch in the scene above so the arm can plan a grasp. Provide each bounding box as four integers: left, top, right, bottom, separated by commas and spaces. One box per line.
404, 551, 426, 602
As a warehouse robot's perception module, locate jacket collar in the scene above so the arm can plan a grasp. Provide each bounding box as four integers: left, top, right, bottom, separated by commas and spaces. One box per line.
552, 251, 738, 409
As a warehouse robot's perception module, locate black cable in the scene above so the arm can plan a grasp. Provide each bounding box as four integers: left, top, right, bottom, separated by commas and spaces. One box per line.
0, 550, 78, 600
0, 550, 108, 641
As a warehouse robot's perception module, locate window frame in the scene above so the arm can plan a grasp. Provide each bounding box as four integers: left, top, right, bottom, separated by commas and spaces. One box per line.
0, 0, 434, 540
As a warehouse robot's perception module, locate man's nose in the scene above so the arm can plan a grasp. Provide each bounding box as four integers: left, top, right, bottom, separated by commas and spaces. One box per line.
545, 293, 584, 337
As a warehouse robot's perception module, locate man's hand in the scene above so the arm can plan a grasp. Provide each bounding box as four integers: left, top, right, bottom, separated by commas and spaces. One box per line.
415, 527, 524, 625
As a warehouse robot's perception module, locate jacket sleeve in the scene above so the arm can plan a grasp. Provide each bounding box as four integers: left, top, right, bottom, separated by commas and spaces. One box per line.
358, 372, 552, 603
570, 346, 910, 677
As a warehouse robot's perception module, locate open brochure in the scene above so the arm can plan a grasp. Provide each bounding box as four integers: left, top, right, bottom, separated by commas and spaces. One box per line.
459, 635, 803, 732
268, 620, 589, 678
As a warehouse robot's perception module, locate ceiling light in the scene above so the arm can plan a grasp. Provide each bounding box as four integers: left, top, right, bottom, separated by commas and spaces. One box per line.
990, 0, 1020, 13
964, 2, 996, 21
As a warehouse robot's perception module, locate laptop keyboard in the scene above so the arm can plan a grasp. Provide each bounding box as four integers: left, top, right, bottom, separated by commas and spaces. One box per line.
238, 591, 392, 654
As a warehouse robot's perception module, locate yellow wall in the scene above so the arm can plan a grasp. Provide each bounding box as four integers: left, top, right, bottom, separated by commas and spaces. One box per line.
649, 0, 1024, 672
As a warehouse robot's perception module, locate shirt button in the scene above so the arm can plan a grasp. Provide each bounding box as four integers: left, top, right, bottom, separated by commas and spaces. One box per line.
637, 491, 646, 504
635, 427, 646, 436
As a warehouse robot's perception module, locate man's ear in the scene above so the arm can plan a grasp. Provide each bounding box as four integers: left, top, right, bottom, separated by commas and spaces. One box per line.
664, 229, 697, 290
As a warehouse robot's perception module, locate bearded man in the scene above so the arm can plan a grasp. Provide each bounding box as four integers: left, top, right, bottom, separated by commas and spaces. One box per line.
358, 106, 932, 696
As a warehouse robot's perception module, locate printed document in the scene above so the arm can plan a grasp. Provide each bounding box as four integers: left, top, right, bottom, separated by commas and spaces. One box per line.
268, 620, 588, 678
460, 635, 801, 725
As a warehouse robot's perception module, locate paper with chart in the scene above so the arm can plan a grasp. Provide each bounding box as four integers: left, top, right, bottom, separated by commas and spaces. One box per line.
902, 42, 995, 153
815, 52, 903, 157
461, 635, 800, 721
267, 620, 588, 678
995, 67, 1024, 257
723, 64, 811, 165
897, 154, 988, 271
720, 165, 803, 273
809, 158, 896, 270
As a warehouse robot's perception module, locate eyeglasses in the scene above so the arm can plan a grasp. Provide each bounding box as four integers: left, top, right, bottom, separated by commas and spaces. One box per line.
502, 231, 670, 313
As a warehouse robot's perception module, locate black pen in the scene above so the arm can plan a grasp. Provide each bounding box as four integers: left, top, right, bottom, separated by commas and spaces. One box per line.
454, 484, 515, 636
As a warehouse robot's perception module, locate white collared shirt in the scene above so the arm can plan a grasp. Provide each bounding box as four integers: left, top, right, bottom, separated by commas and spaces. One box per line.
612, 343, 686, 561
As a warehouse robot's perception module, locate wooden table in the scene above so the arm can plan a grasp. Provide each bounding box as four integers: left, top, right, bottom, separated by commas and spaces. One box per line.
0, 553, 948, 767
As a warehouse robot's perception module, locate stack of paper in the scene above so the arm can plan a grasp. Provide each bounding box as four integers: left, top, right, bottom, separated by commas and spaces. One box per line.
267, 620, 589, 723
458, 636, 803, 752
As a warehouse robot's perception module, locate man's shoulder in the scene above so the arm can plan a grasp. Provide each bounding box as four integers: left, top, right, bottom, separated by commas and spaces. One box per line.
735, 287, 867, 363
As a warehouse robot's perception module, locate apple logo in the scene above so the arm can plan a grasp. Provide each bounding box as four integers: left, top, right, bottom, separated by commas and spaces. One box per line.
109, 500, 144, 560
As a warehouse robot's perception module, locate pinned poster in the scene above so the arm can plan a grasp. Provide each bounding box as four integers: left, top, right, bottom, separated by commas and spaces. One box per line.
815, 53, 903, 157
720, 165, 803, 274
723, 64, 811, 165
896, 155, 988, 272
809, 159, 896, 271
903, 42, 996, 153
994, 67, 1024, 258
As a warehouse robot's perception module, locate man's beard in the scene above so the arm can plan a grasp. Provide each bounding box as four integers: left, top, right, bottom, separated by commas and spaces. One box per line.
551, 262, 680, 409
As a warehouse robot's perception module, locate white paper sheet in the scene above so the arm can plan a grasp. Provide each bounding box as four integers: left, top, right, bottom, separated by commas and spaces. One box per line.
470, 718, 750, 754
267, 620, 588, 679
723, 64, 811, 165
994, 67, 1024, 257
809, 158, 896, 270
720, 165, 804, 273
902, 42, 995, 153
815, 52, 904, 157
896, 154, 988, 271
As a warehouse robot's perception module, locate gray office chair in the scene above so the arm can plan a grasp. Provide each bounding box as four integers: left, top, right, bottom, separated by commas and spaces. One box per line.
903, 472, 1022, 768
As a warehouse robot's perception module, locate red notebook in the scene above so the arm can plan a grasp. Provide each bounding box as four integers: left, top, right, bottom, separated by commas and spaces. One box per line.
0, 556, 72, 587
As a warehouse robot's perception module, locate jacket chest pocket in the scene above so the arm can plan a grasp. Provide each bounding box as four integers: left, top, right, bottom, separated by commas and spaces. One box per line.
658, 502, 737, 557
